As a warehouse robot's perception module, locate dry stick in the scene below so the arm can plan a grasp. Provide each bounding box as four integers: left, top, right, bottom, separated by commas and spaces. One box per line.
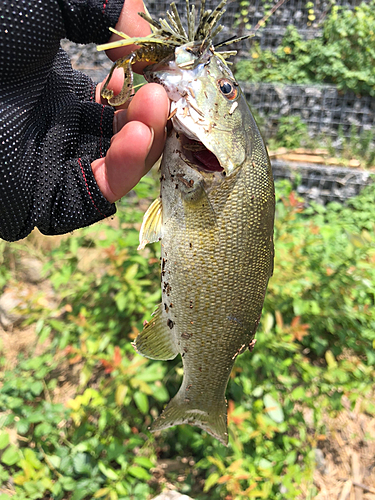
352, 481, 375, 495
351, 451, 363, 500
339, 480, 353, 500
339, 479, 375, 495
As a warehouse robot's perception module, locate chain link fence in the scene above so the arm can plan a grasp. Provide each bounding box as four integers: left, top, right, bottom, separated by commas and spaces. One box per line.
146, 0, 362, 49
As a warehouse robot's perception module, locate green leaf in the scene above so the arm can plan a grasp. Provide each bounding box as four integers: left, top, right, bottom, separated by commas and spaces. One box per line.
98, 461, 119, 480
133, 456, 154, 469
203, 472, 220, 492
290, 387, 305, 401
115, 292, 127, 313
16, 419, 30, 435
263, 394, 284, 423
133, 391, 149, 414
73, 453, 92, 476
258, 458, 273, 470
0, 432, 10, 450
115, 384, 128, 406
79, 364, 93, 387
1, 445, 20, 466
46, 455, 61, 469
59, 475, 76, 491
128, 465, 151, 480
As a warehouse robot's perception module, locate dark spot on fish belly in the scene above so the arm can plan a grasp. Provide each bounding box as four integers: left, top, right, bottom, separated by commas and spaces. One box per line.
183, 347, 188, 353
189, 242, 192, 248
186, 384, 192, 391
167, 319, 174, 329
163, 282, 172, 296
164, 303, 169, 313
181, 332, 191, 340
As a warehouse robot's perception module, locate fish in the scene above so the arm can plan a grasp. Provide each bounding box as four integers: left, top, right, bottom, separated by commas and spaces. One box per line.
98, 0, 275, 446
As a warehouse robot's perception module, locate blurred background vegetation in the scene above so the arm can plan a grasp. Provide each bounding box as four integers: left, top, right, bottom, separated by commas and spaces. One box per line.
1, 0, 375, 499
1, 175, 374, 499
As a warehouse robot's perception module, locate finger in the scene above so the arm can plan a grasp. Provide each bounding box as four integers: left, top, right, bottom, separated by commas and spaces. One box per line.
91, 121, 154, 203
126, 83, 170, 170
105, 0, 152, 73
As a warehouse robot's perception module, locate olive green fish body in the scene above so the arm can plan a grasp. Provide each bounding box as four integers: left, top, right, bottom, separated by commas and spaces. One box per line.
157, 130, 273, 444
134, 53, 274, 444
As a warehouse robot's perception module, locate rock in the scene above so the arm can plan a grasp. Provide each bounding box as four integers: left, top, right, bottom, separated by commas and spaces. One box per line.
19, 257, 46, 284
348, 159, 361, 168
0, 290, 26, 329
314, 448, 327, 473
151, 491, 195, 500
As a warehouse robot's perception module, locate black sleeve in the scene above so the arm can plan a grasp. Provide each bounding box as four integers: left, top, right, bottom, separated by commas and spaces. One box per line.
0, 0, 124, 241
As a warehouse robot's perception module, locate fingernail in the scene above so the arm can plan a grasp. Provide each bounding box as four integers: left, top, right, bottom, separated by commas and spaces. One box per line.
113, 109, 128, 134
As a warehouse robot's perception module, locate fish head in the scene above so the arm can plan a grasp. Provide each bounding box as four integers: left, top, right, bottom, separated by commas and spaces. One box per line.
144, 41, 251, 176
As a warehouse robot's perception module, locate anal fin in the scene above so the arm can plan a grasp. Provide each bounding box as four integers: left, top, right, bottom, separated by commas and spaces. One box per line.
132, 304, 178, 360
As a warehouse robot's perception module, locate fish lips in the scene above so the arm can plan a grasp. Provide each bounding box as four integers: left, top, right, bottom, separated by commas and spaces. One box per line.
144, 60, 239, 175
171, 107, 238, 175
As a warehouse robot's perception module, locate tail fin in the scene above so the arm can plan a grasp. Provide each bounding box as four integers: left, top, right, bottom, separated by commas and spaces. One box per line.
150, 389, 228, 446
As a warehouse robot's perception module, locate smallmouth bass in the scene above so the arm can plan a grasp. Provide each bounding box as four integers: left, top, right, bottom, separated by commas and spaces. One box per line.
99, 0, 275, 446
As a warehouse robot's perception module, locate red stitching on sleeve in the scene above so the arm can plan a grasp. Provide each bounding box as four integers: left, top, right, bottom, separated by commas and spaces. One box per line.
102, 0, 109, 14
99, 105, 105, 158
78, 158, 107, 217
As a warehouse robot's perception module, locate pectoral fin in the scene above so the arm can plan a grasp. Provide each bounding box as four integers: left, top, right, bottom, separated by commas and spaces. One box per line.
138, 198, 163, 250
132, 304, 178, 360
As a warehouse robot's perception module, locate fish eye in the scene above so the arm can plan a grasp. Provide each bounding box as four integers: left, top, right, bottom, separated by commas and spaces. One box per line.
218, 78, 238, 100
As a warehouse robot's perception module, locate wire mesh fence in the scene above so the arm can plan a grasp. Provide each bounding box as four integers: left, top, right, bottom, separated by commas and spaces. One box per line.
146, 0, 362, 49
241, 82, 375, 145
63, 0, 374, 204
272, 160, 374, 204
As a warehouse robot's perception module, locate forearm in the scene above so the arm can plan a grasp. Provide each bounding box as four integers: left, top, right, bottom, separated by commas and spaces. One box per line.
0, 1, 123, 241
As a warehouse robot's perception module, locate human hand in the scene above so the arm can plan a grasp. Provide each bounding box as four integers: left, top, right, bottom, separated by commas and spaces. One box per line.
91, 0, 169, 204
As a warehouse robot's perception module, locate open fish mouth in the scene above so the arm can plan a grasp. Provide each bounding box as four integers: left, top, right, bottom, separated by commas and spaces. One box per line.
178, 133, 224, 174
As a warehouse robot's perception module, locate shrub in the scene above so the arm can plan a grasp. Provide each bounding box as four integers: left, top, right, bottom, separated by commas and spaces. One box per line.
1, 177, 374, 499
235, 1, 375, 97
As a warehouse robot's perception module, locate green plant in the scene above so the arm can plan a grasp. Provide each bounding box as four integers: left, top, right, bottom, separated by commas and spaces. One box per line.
268, 115, 309, 150
235, 1, 375, 97
1, 176, 375, 499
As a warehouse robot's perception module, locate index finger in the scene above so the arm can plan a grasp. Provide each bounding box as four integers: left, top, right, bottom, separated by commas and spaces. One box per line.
105, 0, 151, 73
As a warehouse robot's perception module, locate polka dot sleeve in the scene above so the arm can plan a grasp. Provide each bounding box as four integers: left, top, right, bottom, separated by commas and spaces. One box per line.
0, 0, 123, 241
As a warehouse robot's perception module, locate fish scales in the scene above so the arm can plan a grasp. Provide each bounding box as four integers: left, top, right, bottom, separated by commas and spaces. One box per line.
150, 115, 274, 444
98, 0, 275, 445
